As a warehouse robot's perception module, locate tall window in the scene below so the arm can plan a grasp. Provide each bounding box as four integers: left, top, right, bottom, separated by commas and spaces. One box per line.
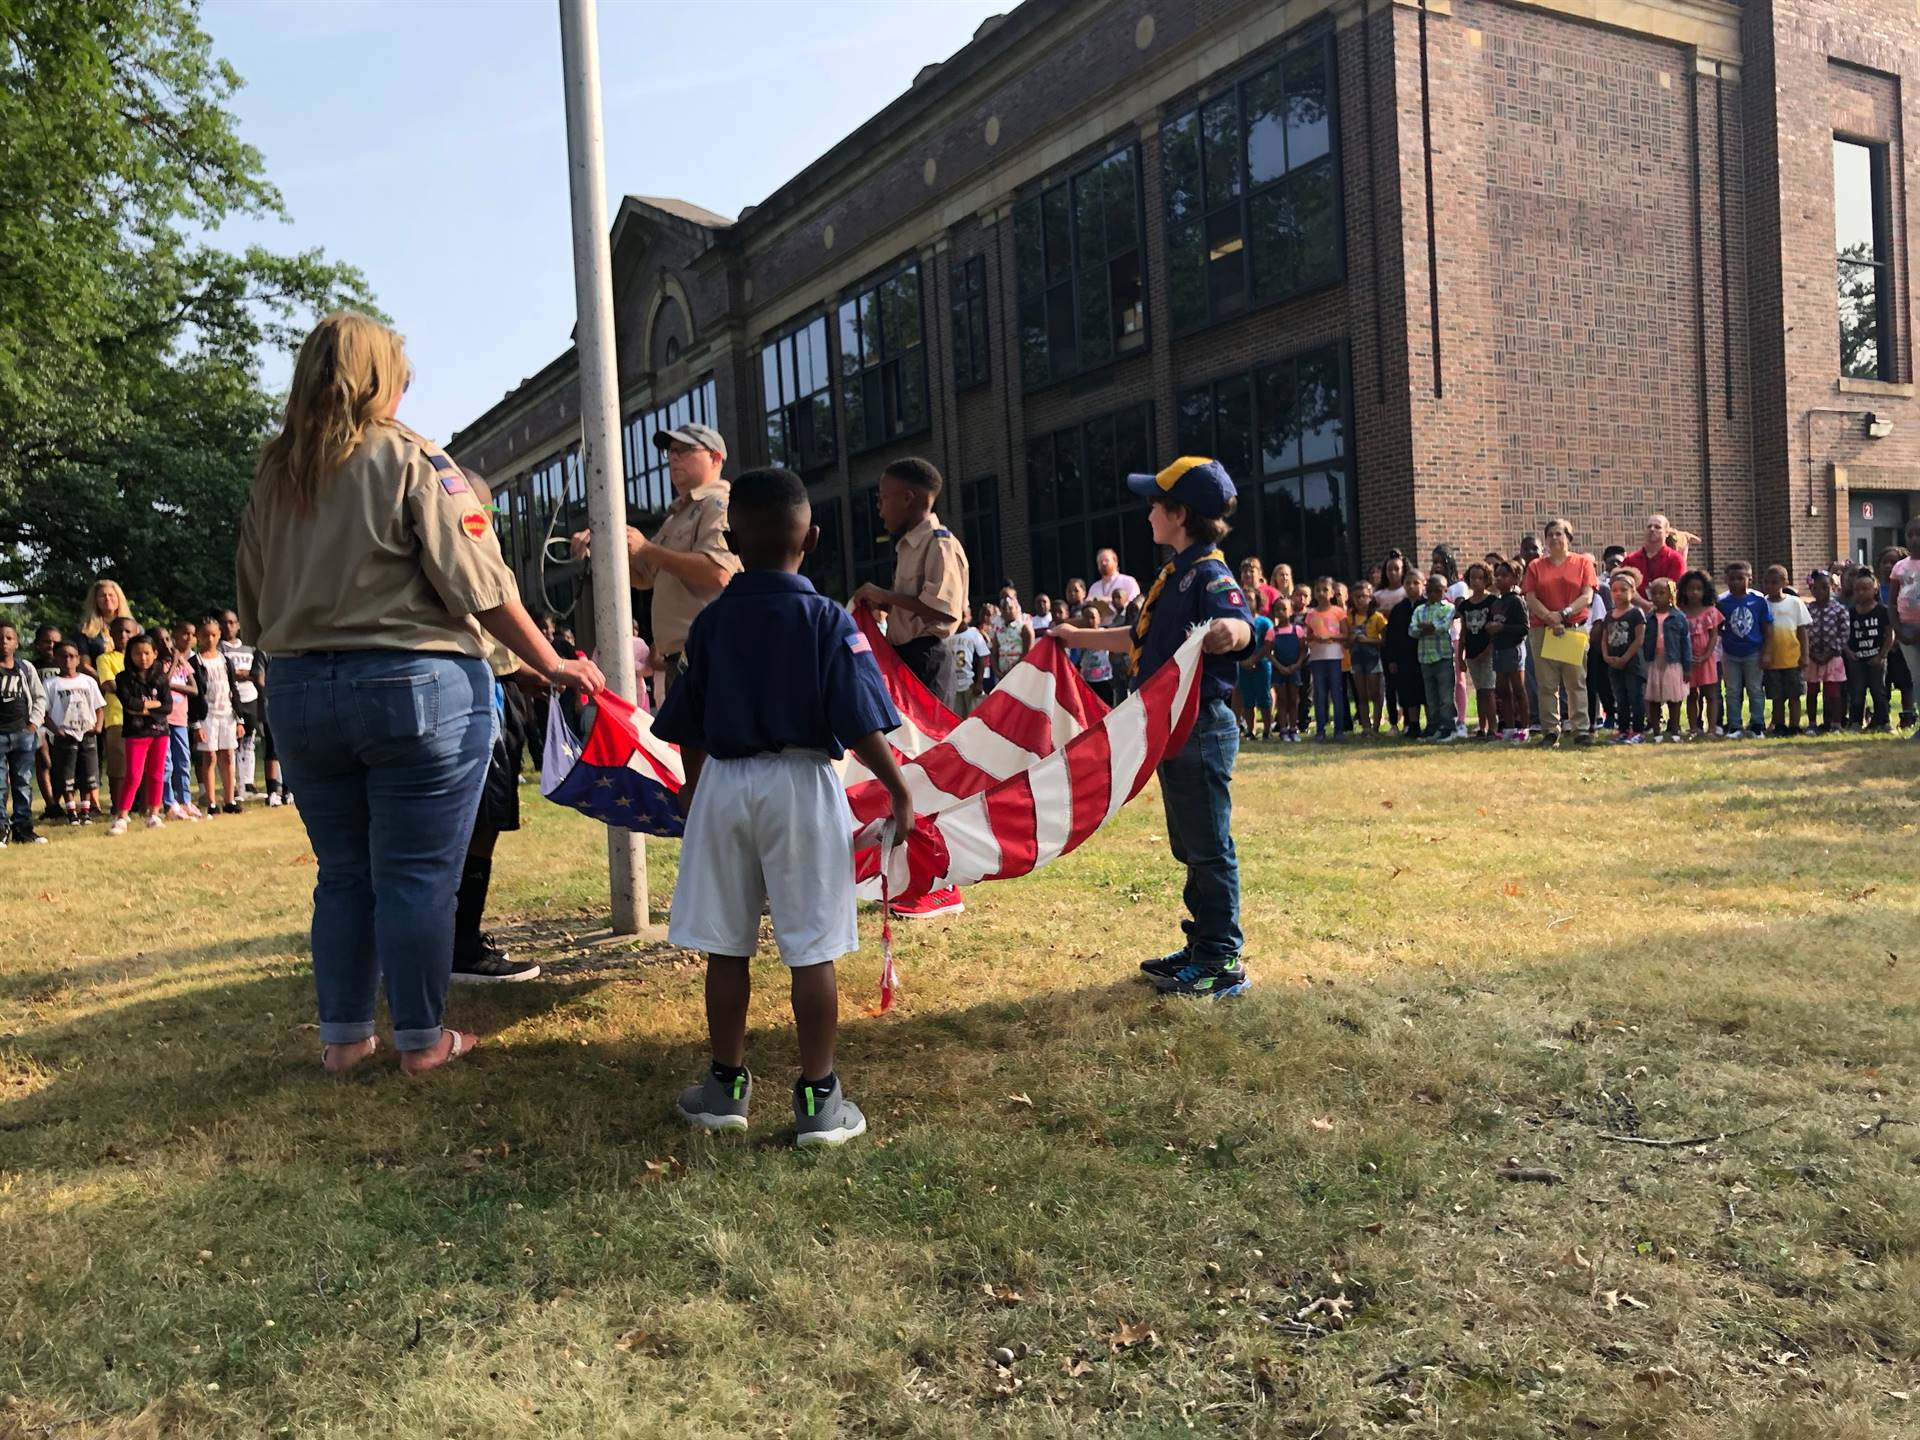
953, 475, 1001, 604
805, 495, 847, 601
1835, 137, 1893, 382
951, 255, 990, 390
1014, 146, 1145, 388
760, 316, 835, 473
850, 485, 893, 594
620, 376, 715, 520
1025, 402, 1156, 599
1177, 344, 1351, 580
1163, 33, 1339, 332
838, 263, 929, 454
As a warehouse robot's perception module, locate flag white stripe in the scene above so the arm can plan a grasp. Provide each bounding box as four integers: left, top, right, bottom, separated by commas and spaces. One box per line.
1026, 751, 1072, 867
1102, 690, 1150, 822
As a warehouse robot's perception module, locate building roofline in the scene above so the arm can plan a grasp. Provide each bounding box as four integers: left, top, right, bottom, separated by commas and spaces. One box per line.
449, 344, 578, 454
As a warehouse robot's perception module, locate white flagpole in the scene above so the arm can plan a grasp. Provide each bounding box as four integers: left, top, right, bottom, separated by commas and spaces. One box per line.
558, 0, 645, 933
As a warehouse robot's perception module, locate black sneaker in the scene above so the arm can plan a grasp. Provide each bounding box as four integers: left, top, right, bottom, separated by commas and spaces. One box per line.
222, 802, 242, 815
1139, 947, 1190, 982
1158, 961, 1252, 1000
451, 934, 540, 984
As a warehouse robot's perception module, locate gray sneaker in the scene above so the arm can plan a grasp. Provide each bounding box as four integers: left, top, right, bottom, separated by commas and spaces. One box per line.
793, 1077, 867, 1148
677, 1068, 752, 1132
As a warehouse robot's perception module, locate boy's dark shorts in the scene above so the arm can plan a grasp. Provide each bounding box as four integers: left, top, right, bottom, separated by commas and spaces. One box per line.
1351, 649, 1382, 675
1764, 667, 1800, 701
1492, 644, 1526, 676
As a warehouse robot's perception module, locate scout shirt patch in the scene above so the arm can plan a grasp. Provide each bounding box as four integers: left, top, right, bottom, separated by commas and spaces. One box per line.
432, 456, 470, 496
848, 630, 873, 654
1207, 576, 1244, 606
1180, 570, 1197, 593
460, 511, 490, 540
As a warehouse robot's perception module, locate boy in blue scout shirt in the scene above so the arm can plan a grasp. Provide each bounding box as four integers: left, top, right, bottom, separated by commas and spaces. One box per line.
1049, 457, 1256, 999
653, 467, 915, 1147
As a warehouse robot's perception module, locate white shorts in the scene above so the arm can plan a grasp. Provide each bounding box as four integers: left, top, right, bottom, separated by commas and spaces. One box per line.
666, 752, 857, 969
195, 714, 237, 753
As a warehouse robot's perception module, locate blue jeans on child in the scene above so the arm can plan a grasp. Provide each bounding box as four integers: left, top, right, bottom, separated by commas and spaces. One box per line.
1420, 659, 1457, 734
1722, 654, 1764, 732
1308, 658, 1346, 735
267, 650, 493, 1054
1610, 666, 1646, 735
1, 728, 37, 840
164, 723, 193, 807
1156, 697, 1242, 970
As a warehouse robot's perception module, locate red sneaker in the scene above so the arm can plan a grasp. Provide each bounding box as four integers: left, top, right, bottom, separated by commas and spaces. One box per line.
887, 886, 965, 920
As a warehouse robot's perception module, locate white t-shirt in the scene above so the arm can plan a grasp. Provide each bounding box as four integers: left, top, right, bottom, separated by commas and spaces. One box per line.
1768, 594, 1811, 632
219, 639, 260, 706
947, 628, 990, 692
46, 674, 106, 740
1087, 572, 1141, 609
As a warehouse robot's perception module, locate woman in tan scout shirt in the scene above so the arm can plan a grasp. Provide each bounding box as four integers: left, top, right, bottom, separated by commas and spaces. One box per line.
237, 312, 604, 1077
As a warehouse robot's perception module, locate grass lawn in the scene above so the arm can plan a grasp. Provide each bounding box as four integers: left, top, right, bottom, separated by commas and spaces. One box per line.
2, 733, 1917, 1438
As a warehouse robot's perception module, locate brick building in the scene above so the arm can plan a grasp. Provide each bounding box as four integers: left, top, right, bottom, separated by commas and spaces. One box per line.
450, 0, 1920, 642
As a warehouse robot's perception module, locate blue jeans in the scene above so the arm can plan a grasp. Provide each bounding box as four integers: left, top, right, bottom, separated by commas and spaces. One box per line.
1420, 658, 1457, 733
2, 728, 37, 839
1610, 665, 1646, 735
268, 651, 493, 1052
1156, 697, 1242, 968
165, 723, 193, 807
1722, 654, 1764, 732
1309, 658, 1346, 735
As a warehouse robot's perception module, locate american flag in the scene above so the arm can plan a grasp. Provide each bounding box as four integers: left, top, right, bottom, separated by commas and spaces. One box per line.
541, 606, 1210, 902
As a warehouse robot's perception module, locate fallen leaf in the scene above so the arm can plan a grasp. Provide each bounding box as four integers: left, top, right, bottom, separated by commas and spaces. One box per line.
1109, 1320, 1156, 1350
613, 1329, 653, 1353
1380, 799, 1394, 809
1847, 884, 1879, 902
982, 1284, 1024, 1306
1619, 1292, 1649, 1310
1634, 1364, 1684, 1388
1308, 1116, 1336, 1132
1569, 1245, 1593, 1270
1063, 1357, 1095, 1378
1296, 1292, 1354, 1327
1253, 1356, 1282, 1394
1006, 1093, 1033, 1108
1503, 881, 1521, 897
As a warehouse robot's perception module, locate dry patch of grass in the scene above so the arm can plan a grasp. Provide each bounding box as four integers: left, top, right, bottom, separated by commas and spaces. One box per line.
1, 736, 1917, 1438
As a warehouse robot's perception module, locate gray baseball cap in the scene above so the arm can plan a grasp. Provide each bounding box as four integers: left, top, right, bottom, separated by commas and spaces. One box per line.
653, 422, 727, 459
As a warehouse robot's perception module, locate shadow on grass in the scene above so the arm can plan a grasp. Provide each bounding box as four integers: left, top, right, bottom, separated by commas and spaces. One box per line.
0, 930, 314, 1004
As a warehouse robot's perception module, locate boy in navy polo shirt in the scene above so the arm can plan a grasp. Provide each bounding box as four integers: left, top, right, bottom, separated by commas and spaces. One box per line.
653, 467, 915, 1146
1050, 457, 1256, 999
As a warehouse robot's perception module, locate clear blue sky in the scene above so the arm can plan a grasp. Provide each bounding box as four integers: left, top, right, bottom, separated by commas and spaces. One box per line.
201, 0, 1010, 441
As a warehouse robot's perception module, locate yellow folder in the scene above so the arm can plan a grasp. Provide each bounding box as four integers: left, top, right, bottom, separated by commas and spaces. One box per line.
1539, 626, 1590, 666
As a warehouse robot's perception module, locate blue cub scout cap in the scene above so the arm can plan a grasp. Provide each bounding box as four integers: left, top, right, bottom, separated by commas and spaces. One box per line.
1125, 456, 1237, 519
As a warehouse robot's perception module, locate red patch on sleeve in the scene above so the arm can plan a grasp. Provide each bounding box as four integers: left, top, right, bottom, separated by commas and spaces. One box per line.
460, 511, 490, 539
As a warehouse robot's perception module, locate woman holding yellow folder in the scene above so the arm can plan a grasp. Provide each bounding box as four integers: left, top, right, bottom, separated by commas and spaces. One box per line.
1520, 518, 1597, 746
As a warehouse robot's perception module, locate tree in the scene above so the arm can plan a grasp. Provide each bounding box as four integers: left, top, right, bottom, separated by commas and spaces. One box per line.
0, 0, 377, 622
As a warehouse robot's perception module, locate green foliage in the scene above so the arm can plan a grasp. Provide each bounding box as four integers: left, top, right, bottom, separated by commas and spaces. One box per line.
0, 0, 378, 624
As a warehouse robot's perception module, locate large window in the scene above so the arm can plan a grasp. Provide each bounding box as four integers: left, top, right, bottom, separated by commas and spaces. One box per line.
620, 376, 715, 520
1163, 34, 1339, 333
951, 255, 990, 390
1025, 402, 1157, 600
1013, 146, 1146, 388
838, 263, 929, 454
526, 444, 584, 543
804, 495, 847, 601
1177, 344, 1351, 580
759, 316, 836, 473
953, 475, 1001, 603
850, 485, 893, 595
1835, 137, 1893, 382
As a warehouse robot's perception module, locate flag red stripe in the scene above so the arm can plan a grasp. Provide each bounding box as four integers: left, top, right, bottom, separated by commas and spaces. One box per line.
852, 604, 955, 738
982, 778, 1039, 880
1063, 723, 1114, 854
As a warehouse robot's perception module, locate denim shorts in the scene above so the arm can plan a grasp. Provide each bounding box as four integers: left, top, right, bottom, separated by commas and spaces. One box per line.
1351, 648, 1382, 675
1492, 644, 1525, 676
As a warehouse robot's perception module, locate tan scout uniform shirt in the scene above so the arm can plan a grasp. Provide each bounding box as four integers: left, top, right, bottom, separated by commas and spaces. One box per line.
886, 513, 970, 645
235, 422, 517, 660
634, 480, 740, 657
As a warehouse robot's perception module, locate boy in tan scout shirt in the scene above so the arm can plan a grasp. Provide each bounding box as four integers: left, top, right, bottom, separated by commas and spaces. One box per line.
569, 422, 740, 706
851, 456, 970, 922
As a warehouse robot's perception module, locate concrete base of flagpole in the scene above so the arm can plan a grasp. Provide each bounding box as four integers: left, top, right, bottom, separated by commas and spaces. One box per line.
565, 924, 670, 950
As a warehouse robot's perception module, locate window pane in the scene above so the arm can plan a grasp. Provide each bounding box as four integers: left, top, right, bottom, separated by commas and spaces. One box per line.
1056, 522, 1089, 592
1045, 283, 1077, 375
1215, 375, 1254, 483
1283, 43, 1331, 169
1201, 93, 1241, 209
1163, 110, 1203, 224
843, 371, 865, 452
779, 337, 797, 404
1120, 507, 1158, 587
1294, 157, 1339, 288
1055, 426, 1084, 519
1259, 476, 1305, 576
1245, 63, 1286, 187
1073, 163, 1107, 265
882, 268, 921, 356
1833, 138, 1877, 257
1257, 361, 1300, 474
1838, 260, 1883, 381
1030, 529, 1060, 602
899, 347, 928, 434
1177, 385, 1212, 457
761, 346, 780, 408
857, 290, 882, 367
1298, 348, 1345, 461
838, 301, 861, 379
1084, 414, 1118, 513
970, 296, 990, 382
766, 409, 785, 467
795, 326, 815, 397
811, 391, 835, 463
1206, 208, 1246, 314
1167, 219, 1208, 330
1111, 250, 1145, 346
951, 296, 972, 383
1302, 469, 1349, 576
1078, 266, 1113, 368
1042, 185, 1072, 286
1019, 295, 1050, 387
1115, 402, 1154, 478
862, 368, 885, 448
1102, 150, 1138, 252
1027, 437, 1056, 524
1247, 184, 1298, 302
1014, 197, 1044, 296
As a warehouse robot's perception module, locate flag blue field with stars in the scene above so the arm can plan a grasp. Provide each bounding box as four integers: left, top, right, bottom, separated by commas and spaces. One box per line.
539, 689, 685, 837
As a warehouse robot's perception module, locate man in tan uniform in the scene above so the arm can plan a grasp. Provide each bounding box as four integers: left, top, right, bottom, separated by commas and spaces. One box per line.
570, 421, 740, 705
851, 455, 970, 921
852, 457, 970, 707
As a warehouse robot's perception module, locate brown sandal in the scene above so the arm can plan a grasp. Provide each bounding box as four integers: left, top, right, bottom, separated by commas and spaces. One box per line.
399, 1029, 478, 1076
321, 1036, 379, 1074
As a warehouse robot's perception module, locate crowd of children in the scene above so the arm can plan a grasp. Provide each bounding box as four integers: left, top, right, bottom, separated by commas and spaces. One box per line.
0, 608, 283, 847
1214, 531, 1920, 746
